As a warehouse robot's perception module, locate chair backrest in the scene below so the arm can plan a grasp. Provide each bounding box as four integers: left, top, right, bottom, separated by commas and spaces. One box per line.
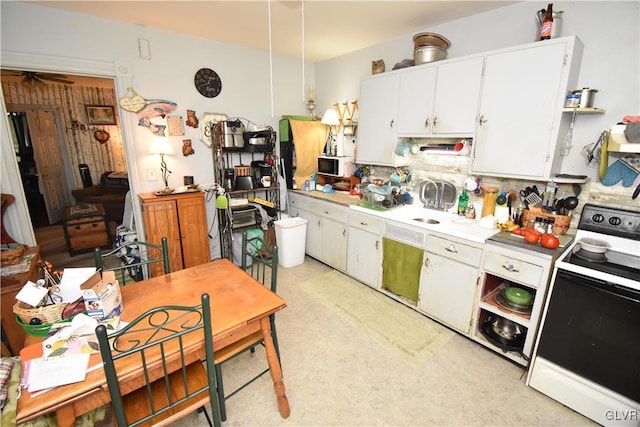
95, 293, 218, 427
94, 237, 169, 284
241, 232, 277, 292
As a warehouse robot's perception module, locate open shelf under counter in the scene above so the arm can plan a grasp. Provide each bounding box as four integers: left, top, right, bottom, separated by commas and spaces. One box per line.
479, 284, 532, 327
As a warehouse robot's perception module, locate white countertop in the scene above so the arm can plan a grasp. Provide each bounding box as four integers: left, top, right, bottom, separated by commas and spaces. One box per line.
349, 203, 499, 244
291, 189, 501, 244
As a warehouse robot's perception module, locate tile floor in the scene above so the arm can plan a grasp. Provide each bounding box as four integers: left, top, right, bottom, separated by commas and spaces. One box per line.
176, 256, 594, 426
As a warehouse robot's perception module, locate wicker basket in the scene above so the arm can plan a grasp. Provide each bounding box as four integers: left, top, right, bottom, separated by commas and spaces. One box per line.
13, 300, 68, 324
1, 243, 26, 266
522, 208, 571, 235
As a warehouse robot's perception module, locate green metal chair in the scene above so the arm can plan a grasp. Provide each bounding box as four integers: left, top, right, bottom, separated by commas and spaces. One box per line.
214, 231, 279, 421
95, 293, 220, 427
94, 237, 169, 284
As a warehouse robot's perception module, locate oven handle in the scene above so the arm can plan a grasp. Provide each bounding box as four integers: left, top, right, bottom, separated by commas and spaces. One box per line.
557, 269, 640, 303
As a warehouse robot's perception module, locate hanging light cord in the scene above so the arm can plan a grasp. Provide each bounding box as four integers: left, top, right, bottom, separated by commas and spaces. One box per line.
301, 0, 306, 104
268, 0, 274, 117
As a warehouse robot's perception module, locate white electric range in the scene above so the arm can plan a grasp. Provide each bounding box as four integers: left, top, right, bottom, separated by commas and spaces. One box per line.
527, 203, 640, 426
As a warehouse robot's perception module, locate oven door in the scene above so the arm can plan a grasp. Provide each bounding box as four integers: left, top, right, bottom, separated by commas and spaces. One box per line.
537, 268, 640, 402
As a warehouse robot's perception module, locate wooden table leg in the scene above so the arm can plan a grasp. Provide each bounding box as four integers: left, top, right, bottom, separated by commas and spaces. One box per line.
260, 317, 290, 418
56, 404, 76, 427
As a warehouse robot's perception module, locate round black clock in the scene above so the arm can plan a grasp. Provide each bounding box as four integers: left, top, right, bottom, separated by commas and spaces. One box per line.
194, 68, 222, 98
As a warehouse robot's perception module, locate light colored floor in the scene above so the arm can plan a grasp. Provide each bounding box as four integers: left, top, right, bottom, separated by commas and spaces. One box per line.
177, 256, 594, 427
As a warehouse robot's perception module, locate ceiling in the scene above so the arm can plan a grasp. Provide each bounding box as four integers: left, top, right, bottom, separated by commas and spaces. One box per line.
23, 1, 516, 63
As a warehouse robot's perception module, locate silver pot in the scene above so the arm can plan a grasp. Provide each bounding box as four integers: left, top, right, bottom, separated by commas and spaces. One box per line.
572, 88, 598, 108
490, 316, 524, 341
414, 46, 447, 65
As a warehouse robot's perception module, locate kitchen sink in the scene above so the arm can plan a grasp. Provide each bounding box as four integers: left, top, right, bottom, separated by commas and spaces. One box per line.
413, 218, 440, 224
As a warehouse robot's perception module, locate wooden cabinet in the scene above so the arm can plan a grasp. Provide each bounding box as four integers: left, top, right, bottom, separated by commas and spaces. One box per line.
418, 233, 482, 334
288, 192, 348, 271
347, 211, 382, 289
397, 57, 484, 137
1, 246, 39, 354
139, 192, 210, 275
472, 242, 556, 366
356, 73, 408, 167
471, 36, 583, 180
62, 204, 110, 256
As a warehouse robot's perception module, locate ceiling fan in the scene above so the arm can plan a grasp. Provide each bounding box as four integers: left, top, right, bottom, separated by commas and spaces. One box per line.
4, 71, 75, 88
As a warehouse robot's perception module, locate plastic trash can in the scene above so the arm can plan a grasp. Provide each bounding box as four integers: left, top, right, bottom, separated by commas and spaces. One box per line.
274, 217, 308, 268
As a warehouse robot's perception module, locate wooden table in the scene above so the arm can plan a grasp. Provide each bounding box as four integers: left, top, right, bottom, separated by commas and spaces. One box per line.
16, 258, 290, 425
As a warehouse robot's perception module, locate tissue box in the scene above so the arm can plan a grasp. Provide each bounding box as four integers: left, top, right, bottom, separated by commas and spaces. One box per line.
80, 271, 123, 320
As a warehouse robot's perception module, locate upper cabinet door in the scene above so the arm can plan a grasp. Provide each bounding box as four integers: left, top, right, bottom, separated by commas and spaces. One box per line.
357, 73, 408, 166
397, 57, 483, 137
397, 66, 437, 135
432, 57, 484, 135
472, 39, 582, 180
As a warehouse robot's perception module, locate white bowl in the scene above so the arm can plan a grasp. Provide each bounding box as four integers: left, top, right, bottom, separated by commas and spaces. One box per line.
578, 238, 610, 253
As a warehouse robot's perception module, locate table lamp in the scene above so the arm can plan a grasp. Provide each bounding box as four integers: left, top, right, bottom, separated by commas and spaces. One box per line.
148, 136, 175, 188
321, 109, 340, 156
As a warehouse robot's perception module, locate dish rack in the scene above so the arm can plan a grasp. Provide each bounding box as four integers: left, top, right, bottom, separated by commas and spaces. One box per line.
361, 186, 397, 210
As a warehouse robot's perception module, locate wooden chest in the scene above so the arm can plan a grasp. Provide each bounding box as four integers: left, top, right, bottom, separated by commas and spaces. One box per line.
63, 204, 111, 256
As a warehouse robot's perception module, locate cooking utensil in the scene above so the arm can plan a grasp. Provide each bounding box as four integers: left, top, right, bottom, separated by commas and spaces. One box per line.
578, 238, 610, 254
562, 196, 578, 211
504, 287, 533, 306
414, 46, 447, 64
599, 131, 609, 180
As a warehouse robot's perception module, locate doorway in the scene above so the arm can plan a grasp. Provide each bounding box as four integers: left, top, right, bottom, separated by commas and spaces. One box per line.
6, 107, 70, 227
1, 70, 127, 237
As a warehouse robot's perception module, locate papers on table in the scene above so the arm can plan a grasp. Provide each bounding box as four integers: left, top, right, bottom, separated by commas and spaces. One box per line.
24, 353, 90, 393
58, 268, 96, 302
15, 280, 49, 306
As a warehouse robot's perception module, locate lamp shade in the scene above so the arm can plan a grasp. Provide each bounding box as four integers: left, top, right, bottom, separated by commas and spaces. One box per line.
148, 136, 175, 155
321, 109, 340, 126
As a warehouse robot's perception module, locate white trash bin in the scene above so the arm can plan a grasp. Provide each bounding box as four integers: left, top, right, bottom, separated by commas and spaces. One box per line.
274, 217, 308, 268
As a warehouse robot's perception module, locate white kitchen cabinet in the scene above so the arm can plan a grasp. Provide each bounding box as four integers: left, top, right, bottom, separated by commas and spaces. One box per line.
288, 192, 348, 271
472, 242, 556, 366
397, 57, 484, 137
418, 233, 482, 334
356, 73, 408, 167
347, 211, 382, 289
471, 36, 583, 180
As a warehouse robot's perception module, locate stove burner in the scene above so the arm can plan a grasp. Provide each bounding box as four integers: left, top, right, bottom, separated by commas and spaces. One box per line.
573, 247, 607, 263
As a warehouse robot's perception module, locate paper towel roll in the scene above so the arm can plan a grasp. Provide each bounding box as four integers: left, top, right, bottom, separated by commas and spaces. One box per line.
495, 206, 510, 224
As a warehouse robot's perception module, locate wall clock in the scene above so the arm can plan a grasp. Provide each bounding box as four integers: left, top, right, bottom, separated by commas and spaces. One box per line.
194, 67, 222, 98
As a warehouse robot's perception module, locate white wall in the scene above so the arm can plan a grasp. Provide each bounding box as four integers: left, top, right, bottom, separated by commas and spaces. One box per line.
315, 1, 640, 183
0, 1, 313, 194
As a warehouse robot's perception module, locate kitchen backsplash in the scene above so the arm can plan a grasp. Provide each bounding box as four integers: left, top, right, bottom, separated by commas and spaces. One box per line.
357, 149, 639, 233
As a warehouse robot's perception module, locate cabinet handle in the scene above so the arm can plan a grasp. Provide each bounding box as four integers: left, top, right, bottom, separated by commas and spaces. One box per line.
389, 119, 394, 128
375, 240, 379, 250
433, 116, 438, 128
479, 115, 488, 126
445, 244, 457, 253
342, 229, 346, 237
424, 257, 430, 268
424, 118, 430, 128
359, 221, 367, 226
317, 220, 321, 226
502, 262, 519, 272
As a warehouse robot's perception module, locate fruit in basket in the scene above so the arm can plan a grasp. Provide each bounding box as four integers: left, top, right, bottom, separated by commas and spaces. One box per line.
540, 233, 560, 249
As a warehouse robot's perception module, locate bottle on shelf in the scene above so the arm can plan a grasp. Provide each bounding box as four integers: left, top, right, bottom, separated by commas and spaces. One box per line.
539, 3, 554, 40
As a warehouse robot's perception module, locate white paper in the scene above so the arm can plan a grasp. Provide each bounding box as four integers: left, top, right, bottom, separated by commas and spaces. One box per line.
58, 268, 96, 302
27, 353, 90, 392
15, 280, 48, 306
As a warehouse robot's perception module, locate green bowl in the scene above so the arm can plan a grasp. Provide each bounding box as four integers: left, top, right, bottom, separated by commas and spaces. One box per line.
16, 316, 72, 337
504, 287, 533, 306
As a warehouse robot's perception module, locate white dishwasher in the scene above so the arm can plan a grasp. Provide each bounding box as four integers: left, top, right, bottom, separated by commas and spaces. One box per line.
381, 221, 428, 304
